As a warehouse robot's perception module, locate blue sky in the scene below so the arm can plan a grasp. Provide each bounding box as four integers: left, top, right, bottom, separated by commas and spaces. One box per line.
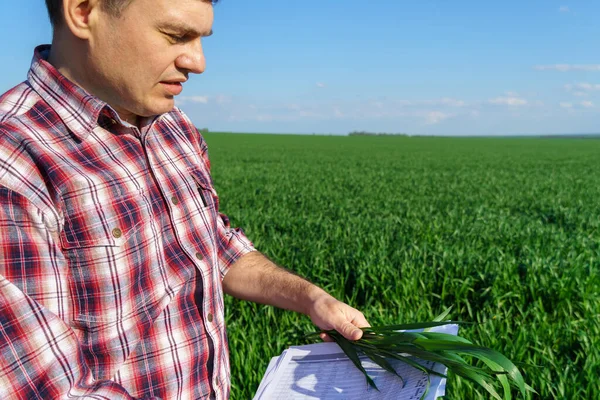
1, 1, 599, 135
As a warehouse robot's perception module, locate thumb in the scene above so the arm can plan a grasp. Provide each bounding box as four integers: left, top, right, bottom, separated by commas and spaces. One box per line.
338, 321, 363, 341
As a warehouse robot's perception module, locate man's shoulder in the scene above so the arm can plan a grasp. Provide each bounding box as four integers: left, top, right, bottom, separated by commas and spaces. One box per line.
0, 82, 61, 218
0, 81, 44, 142
0, 81, 51, 184
0, 81, 40, 124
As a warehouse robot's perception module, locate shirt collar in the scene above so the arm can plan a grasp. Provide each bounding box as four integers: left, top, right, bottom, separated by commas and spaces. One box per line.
27, 44, 111, 140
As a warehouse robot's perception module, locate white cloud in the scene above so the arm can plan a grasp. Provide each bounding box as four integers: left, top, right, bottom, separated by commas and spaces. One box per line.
535, 64, 600, 72
177, 96, 209, 105
578, 83, 600, 91
187, 94, 552, 128
333, 107, 344, 118
385, 98, 467, 108
581, 101, 594, 108
436, 98, 466, 107
560, 102, 573, 109
256, 114, 275, 122
559, 6, 570, 13
565, 82, 600, 92
425, 111, 453, 125
573, 91, 588, 97
316, 82, 326, 88
214, 95, 231, 105
488, 96, 528, 106
298, 110, 324, 118
576, 83, 593, 90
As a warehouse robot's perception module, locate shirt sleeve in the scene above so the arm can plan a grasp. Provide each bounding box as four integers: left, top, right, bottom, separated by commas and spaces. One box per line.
0, 186, 157, 400
195, 131, 257, 278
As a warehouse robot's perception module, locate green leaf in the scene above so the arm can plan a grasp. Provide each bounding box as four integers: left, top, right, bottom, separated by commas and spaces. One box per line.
378, 349, 448, 378
412, 339, 527, 398
451, 364, 503, 400
432, 306, 453, 323
305, 314, 530, 400
330, 332, 379, 391
362, 348, 405, 387
362, 320, 471, 333
418, 332, 473, 344
478, 356, 512, 400
362, 331, 427, 346
384, 346, 493, 377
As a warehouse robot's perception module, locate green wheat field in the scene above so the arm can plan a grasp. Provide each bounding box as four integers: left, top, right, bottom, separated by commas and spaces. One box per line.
203, 133, 600, 399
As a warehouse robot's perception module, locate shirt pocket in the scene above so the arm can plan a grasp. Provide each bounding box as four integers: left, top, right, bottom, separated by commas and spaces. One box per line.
60, 195, 147, 248
190, 169, 219, 212
60, 194, 151, 325
187, 169, 221, 269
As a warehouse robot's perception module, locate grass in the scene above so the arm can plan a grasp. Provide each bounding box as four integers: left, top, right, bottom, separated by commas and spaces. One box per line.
203, 133, 600, 399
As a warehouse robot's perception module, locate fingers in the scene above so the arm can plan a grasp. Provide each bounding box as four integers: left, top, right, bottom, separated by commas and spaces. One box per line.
319, 332, 334, 342
331, 304, 369, 341
339, 321, 363, 341
351, 311, 371, 329
310, 297, 370, 342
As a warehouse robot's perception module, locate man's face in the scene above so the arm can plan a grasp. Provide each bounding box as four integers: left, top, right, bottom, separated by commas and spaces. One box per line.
87, 0, 213, 121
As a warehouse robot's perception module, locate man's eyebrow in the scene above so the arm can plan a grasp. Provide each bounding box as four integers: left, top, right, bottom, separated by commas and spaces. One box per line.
158, 22, 213, 37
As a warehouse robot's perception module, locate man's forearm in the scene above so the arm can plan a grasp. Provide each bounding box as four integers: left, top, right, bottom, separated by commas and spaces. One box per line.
222, 251, 329, 315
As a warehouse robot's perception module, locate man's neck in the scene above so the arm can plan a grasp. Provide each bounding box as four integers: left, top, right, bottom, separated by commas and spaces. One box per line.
48, 39, 140, 128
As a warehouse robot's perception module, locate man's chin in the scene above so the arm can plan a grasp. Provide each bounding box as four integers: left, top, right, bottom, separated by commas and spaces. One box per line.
140, 99, 176, 117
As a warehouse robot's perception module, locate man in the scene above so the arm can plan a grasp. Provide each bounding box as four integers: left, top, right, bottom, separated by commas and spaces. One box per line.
0, 0, 369, 398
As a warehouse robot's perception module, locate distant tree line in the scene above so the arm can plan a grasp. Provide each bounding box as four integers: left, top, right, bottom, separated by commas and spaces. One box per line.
197, 127, 209, 133
348, 130, 408, 136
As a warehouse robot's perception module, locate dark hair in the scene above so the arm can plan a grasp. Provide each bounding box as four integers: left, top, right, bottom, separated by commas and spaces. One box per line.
45, 0, 218, 28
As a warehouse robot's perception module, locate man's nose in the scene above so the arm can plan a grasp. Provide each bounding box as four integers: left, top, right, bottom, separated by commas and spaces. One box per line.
176, 39, 206, 74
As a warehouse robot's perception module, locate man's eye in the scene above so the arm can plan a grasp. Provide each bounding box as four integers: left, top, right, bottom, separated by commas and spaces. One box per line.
169, 34, 186, 43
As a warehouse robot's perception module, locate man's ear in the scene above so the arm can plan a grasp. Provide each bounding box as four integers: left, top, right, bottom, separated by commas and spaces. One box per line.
61, 0, 101, 40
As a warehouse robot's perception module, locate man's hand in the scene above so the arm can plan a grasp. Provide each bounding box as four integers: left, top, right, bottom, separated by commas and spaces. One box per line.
223, 252, 370, 341
308, 292, 370, 342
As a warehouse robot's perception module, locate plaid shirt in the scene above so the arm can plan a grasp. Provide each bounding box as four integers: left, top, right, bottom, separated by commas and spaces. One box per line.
0, 45, 255, 399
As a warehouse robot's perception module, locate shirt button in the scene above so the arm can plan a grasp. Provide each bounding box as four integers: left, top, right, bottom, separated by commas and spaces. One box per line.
112, 228, 122, 238
207, 313, 213, 323
171, 196, 179, 205
196, 252, 203, 261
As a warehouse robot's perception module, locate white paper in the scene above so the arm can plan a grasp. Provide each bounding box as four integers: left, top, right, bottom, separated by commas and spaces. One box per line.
254, 324, 458, 400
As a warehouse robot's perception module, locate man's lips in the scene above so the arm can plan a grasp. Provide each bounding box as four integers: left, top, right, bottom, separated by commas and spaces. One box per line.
161, 81, 184, 96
